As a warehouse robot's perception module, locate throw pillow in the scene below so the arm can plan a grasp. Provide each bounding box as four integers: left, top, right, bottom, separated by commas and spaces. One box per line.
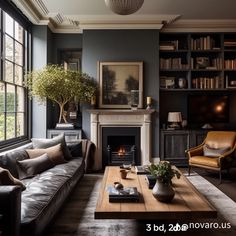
26, 143, 66, 165
0, 150, 29, 178
0, 167, 26, 190
31, 133, 72, 160
67, 141, 82, 157
16, 153, 54, 180
203, 144, 231, 157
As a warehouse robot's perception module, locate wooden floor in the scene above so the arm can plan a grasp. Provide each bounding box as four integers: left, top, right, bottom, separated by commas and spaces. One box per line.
44, 174, 236, 236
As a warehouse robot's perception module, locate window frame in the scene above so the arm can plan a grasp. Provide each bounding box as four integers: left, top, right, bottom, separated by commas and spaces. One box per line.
0, 7, 31, 149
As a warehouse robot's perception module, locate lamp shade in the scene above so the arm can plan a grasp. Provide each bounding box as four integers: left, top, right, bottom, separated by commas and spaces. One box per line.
168, 112, 182, 123
104, 0, 144, 15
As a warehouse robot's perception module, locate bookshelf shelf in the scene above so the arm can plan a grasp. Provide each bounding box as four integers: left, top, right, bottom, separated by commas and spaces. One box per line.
159, 32, 236, 91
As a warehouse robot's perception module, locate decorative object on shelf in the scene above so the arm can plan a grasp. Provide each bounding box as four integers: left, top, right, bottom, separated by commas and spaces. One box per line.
91, 95, 96, 108
146, 96, 152, 109
160, 76, 175, 89
25, 64, 97, 125
182, 119, 188, 129
98, 61, 143, 108
148, 161, 181, 202
167, 112, 182, 129
104, 0, 144, 15
178, 78, 187, 89
130, 90, 139, 110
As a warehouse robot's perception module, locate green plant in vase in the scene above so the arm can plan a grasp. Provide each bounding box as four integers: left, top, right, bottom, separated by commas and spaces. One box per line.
25, 64, 97, 125
148, 161, 181, 202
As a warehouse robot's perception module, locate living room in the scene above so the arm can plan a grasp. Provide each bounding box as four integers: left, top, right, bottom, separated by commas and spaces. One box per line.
0, 0, 236, 235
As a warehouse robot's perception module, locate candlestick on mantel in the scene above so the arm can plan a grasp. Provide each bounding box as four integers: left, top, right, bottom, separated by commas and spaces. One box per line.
146, 96, 152, 109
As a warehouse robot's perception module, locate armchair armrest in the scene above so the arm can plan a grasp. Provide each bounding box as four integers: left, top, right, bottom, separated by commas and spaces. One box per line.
81, 139, 96, 173
186, 142, 205, 158
0, 186, 21, 236
219, 144, 236, 163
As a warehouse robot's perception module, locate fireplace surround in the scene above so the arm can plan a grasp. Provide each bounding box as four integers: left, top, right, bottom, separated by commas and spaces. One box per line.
89, 109, 155, 170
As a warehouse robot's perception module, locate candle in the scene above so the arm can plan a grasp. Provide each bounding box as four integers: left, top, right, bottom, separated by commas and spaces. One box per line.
91, 96, 96, 105
147, 96, 152, 105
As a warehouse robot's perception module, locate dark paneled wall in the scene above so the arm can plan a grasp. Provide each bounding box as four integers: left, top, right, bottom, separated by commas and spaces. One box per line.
82, 30, 160, 156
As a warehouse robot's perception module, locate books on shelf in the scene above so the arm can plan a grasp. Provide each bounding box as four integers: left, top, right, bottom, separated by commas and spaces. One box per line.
192, 76, 224, 89
160, 58, 188, 70
191, 36, 216, 50
160, 40, 179, 51
224, 40, 236, 48
55, 123, 74, 129
224, 59, 236, 69
107, 186, 139, 202
191, 57, 223, 69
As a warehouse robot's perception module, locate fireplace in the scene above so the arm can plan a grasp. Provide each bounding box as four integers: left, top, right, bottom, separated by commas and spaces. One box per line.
89, 109, 155, 170
102, 127, 140, 168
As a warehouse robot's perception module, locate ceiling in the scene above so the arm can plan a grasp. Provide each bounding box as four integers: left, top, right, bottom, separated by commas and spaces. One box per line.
12, 0, 236, 33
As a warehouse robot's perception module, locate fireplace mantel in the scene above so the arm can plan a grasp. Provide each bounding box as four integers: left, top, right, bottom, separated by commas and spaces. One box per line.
88, 109, 155, 115
88, 109, 155, 170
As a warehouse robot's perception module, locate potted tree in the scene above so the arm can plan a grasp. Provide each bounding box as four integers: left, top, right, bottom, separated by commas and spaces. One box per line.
148, 161, 181, 202
25, 64, 97, 126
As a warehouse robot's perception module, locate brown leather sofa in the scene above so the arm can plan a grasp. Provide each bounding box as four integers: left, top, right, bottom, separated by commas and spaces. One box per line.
186, 131, 236, 182
0, 139, 95, 236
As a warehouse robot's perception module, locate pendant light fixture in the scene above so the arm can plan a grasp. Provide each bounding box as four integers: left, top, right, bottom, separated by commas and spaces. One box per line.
104, 0, 144, 15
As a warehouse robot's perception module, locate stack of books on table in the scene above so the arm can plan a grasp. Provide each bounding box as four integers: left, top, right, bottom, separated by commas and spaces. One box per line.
107, 186, 139, 202
135, 166, 149, 175
55, 123, 74, 129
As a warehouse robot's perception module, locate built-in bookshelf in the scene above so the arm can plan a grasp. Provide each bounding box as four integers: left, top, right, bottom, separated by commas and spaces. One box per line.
159, 33, 236, 91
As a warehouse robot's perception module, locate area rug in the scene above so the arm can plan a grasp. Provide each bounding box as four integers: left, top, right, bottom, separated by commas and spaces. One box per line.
45, 173, 236, 236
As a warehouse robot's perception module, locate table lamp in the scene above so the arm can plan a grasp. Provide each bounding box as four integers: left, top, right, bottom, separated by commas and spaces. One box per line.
167, 112, 182, 129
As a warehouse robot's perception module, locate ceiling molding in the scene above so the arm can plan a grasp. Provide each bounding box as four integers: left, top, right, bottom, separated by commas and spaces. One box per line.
162, 19, 236, 32
11, 1, 236, 33
11, 0, 178, 32
11, 0, 42, 24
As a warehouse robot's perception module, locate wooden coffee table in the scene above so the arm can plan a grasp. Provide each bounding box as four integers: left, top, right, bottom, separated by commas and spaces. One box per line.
94, 166, 217, 220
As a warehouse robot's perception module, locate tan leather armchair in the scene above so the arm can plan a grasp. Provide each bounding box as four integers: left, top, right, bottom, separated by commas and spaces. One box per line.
186, 131, 236, 182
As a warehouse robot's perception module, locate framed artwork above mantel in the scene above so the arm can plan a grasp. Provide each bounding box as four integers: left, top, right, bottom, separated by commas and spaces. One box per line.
98, 61, 143, 109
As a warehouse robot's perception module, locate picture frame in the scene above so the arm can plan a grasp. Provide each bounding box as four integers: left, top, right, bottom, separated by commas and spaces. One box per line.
98, 61, 143, 109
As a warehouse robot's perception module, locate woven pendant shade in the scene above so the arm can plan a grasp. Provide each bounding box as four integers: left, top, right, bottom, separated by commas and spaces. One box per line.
104, 0, 144, 15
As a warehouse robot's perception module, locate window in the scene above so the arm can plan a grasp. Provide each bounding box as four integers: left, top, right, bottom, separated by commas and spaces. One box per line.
0, 9, 30, 147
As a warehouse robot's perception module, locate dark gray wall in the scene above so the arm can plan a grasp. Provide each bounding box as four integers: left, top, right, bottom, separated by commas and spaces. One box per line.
31, 25, 49, 138
82, 30, 160, 157
51, 33, 83, 63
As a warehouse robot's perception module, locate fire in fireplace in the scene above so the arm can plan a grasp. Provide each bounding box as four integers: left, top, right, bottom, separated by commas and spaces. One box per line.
102, 127, 140, 168
107, 145, 136, 165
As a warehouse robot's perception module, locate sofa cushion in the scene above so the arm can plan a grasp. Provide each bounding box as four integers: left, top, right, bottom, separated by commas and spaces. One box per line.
0, 167, 26, 190
31, 133, 72, 160
16, 154, 55, 180
203, 144, 231, 157
26, 144, 66, 165
189, 156, 220, 168
20, 159, 84, 235
67, 141, 82, 157
0, 150, 29, 178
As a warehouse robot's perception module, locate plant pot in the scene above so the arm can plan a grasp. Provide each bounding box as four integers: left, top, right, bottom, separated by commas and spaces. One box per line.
152, 179, 175, 202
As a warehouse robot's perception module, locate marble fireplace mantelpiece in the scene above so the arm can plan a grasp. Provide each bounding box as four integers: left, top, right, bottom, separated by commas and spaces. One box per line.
88, 109, 155, 170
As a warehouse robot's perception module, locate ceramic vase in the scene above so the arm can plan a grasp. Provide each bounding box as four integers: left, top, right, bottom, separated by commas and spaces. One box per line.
152, 178, 175, 202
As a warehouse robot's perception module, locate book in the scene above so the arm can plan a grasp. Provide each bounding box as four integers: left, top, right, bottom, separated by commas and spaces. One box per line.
145, 175, 156, 189
107, 186, 139, 202
135, 166, 149, 175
